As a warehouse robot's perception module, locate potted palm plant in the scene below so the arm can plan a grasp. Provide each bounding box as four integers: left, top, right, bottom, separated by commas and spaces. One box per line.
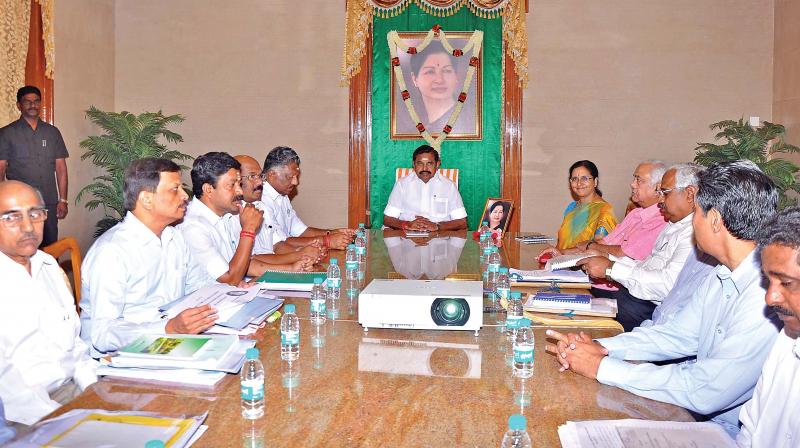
77, 107, 192, 237
694, 118, 799, 208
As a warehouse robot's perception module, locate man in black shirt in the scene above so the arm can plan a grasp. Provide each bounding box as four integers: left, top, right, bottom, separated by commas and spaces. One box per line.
0, 86, 69, 246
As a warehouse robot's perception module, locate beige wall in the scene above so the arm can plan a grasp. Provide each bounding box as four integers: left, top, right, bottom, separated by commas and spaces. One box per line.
522, 0, 774, 234
56, 1, 779, 250
773, 0, 800, 165
54, 0, 115, 252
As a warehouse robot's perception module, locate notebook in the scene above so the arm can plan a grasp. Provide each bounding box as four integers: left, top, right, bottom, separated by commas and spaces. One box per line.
119, 335, 212, 360
256, 270, 327, 291
544, 253, 593, 271
526, 292, 592, 310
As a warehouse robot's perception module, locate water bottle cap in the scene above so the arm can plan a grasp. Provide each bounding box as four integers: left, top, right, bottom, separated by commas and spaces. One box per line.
245, 347, 259, 360
508, 414, 527, 431
359, 223, 365, 228
329, 258, 338, 264
510, 292, 522, 299
144, 441, 165, 448
348, 244, 355, 249
519, 318, 531, 327
313, 277, 323, 284
479, 234, 486, 241
482, 221, 488, 225
499, 267, 508, 273
284, 304, 296, 313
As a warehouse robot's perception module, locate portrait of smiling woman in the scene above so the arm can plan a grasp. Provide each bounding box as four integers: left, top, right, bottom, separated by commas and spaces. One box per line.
481, 198, 513, 233
392, 34, 481, 139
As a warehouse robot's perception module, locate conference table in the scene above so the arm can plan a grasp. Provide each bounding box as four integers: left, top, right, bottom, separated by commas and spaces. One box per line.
48, 230, 693, 447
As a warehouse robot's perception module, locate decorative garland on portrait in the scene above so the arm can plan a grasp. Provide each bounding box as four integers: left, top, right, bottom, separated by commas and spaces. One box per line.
388, 26, 483, 149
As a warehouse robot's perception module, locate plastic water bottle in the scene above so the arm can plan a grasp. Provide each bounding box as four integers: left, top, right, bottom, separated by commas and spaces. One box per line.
355, 227, 367, 265
480, 232, 493, 262
310, 278, 326, 325
345, 244, 359, 298
501, 414, 532, 448
513, 318, 534, 378
506, 292, 524, 339
495, 267, 510, 309
280, 304, 300, 361
479, 220, 491, 239
240, 347, 265, 419
326, 258, 341, 301
486, 246, 501, 290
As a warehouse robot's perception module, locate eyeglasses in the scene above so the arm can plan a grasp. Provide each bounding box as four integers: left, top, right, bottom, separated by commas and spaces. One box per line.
657, 186, 684, 197
0, 208, 48, 227
240, 173, 267, 183
569, 176, 594, 184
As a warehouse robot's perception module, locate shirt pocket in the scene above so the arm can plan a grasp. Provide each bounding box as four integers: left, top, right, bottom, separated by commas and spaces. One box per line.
432, 196, 449, 218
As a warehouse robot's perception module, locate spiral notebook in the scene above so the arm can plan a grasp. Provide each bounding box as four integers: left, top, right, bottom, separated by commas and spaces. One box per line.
526, 292, 592, 311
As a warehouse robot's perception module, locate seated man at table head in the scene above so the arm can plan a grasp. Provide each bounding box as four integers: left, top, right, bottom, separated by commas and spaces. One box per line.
260, 146, 355, 251
383, 144, 467, 232
0, 180, 97, 426
547, 160, 781, 437
232, 154, 315, 271
578, 163, 702, 330
81, 158, 217, 357
179, 151, 280, 285
737, 207, 800, 446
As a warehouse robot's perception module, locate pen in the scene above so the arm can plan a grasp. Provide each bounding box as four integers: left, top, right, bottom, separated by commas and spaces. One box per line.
267, 310, 282, 323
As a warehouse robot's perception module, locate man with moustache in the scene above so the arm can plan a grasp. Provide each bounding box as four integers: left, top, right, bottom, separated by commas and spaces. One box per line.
232, 154, 315, 270
0, 180, 97, 425
547, 161, 781, 437
737, 208, 800, 446
260, 146, 355, 251
578, 163, 702, 330
81, 158, 216, 357
383, 144, 467, 232
0, 86, 69, 246
179, 152, 271, 285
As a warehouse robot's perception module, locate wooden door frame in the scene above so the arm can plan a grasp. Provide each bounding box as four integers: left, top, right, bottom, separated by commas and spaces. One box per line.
347, 27, 523, 231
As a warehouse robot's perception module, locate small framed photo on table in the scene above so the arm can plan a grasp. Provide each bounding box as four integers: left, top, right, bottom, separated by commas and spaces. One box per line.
481, 198, 513, 235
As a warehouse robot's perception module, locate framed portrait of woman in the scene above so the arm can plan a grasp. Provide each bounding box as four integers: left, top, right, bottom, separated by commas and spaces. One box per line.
390, 32, 483, 140
481, 198, 513, 234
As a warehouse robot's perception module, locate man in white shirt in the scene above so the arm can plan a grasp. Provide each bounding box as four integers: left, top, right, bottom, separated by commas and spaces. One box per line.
232, 154, 315, 270
178, 152, 271, 285
81, 158, 218, 357
547, 160, 782, 437
260, 146, 355, 251
383, 145, 467, 232
579, 163, 703, 330
0, 180, 97, 425
384, 230, 467, 280
737, 207, 800, 447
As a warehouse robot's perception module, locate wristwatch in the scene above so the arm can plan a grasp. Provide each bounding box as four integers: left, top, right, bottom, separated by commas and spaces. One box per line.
605, 261, 615, 280
58, 198, 68, 204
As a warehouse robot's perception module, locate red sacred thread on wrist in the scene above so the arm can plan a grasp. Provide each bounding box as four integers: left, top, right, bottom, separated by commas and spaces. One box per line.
401, 221, 408, 231
240, 230, 256, 239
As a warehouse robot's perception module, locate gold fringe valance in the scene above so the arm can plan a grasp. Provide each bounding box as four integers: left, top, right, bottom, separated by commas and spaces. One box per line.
341, 0, 528, 87
1, 0, 31, 126
37, 0, 55, 79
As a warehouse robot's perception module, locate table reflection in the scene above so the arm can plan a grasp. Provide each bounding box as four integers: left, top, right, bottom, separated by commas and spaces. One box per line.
384, 233, 466, 280
358, 337, 482, 379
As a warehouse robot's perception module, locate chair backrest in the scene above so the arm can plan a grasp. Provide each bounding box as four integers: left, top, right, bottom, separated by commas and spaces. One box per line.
42, 237, 82, 315
395, 167, 459, 187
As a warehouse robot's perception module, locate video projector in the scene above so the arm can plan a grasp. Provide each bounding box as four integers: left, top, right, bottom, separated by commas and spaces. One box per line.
358, 279, 483, 335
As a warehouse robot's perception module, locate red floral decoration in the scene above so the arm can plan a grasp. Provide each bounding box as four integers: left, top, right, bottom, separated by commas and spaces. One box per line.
469, 57, 479, 67
457, 92, 467, 103
416, 123, 426, 132
443, 125, 453, 134
452, 49, 463, 57
401, 90, 410, 100
391, 57, 400, 66
407, 47, 417, 54
432, 24, 442, 32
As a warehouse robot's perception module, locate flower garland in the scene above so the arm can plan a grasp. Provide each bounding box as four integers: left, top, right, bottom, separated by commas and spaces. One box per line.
388, 25, 483, 149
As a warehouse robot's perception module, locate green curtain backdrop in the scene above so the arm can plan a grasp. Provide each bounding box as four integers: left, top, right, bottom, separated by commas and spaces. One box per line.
370, 4, 502, 230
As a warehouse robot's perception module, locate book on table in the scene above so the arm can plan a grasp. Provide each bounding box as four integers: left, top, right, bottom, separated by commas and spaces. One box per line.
118, 335, 213, 360
508, 268, 591, 287
524, 295, 617, 317
544, 253, 594, 271
256, 270, 327, 291
526, 292, 592, 310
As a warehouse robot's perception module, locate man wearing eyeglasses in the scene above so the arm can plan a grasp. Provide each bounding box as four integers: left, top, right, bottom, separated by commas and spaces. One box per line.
0, 180, 97, 426
578, 163, 703, 330
0, 86, 69, 247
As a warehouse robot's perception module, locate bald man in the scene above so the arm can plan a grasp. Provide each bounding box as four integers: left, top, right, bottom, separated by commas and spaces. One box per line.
0, 180, 97, 426
233, 155, 316, 271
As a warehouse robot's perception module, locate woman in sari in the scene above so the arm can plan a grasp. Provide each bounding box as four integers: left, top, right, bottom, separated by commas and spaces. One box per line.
542, 160, 617, 255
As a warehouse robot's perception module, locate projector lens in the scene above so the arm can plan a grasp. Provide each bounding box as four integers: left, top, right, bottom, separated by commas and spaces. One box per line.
431, 298, 470, 326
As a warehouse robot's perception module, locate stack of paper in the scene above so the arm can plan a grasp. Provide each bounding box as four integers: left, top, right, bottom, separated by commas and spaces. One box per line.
99, 334, 255, 386
509, 268, 591, 286
544, 253, 593, 271
514, 233, 555, 244
558, 419, 735, 448
257, 270, 327, 292
8, 409, 208, 448
524, 296, 617, 317
526, 292, 592, 311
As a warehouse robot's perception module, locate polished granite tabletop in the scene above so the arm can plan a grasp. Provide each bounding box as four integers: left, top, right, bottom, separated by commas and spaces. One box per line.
46, 231, 693, 447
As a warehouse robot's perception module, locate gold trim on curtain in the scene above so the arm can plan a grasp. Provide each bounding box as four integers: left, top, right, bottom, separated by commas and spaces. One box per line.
341, 0, 527, 87
1, 0, 31, 126
36, 0, 55, 79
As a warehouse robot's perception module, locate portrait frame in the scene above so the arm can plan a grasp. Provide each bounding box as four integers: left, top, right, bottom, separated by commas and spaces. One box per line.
390, 31, 483, 140
481, 198, 513, 234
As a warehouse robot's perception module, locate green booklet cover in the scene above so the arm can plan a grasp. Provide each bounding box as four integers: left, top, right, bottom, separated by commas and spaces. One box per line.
120, 335, 211, 360
256, 270, 327, 284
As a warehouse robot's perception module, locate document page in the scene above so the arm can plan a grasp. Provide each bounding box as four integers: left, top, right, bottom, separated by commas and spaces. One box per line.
558, 419, 736, 448
164, 284, 260, 318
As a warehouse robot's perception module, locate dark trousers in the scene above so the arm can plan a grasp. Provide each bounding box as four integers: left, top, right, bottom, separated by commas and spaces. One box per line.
40, 203, 59, 248
591, 285, 656, 332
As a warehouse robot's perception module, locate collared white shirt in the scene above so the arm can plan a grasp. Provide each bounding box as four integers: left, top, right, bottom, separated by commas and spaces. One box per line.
177, 197, 238, 285
1, 250, 97, 425
608, 212, 694, 304
81, 212, 208, 357
384, 172, 467, 223
229, 200, 275, 255
737, 330, 800, 447
597, 250, 781, 437
384, 235, 466, 280
260, 181, 308, 245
